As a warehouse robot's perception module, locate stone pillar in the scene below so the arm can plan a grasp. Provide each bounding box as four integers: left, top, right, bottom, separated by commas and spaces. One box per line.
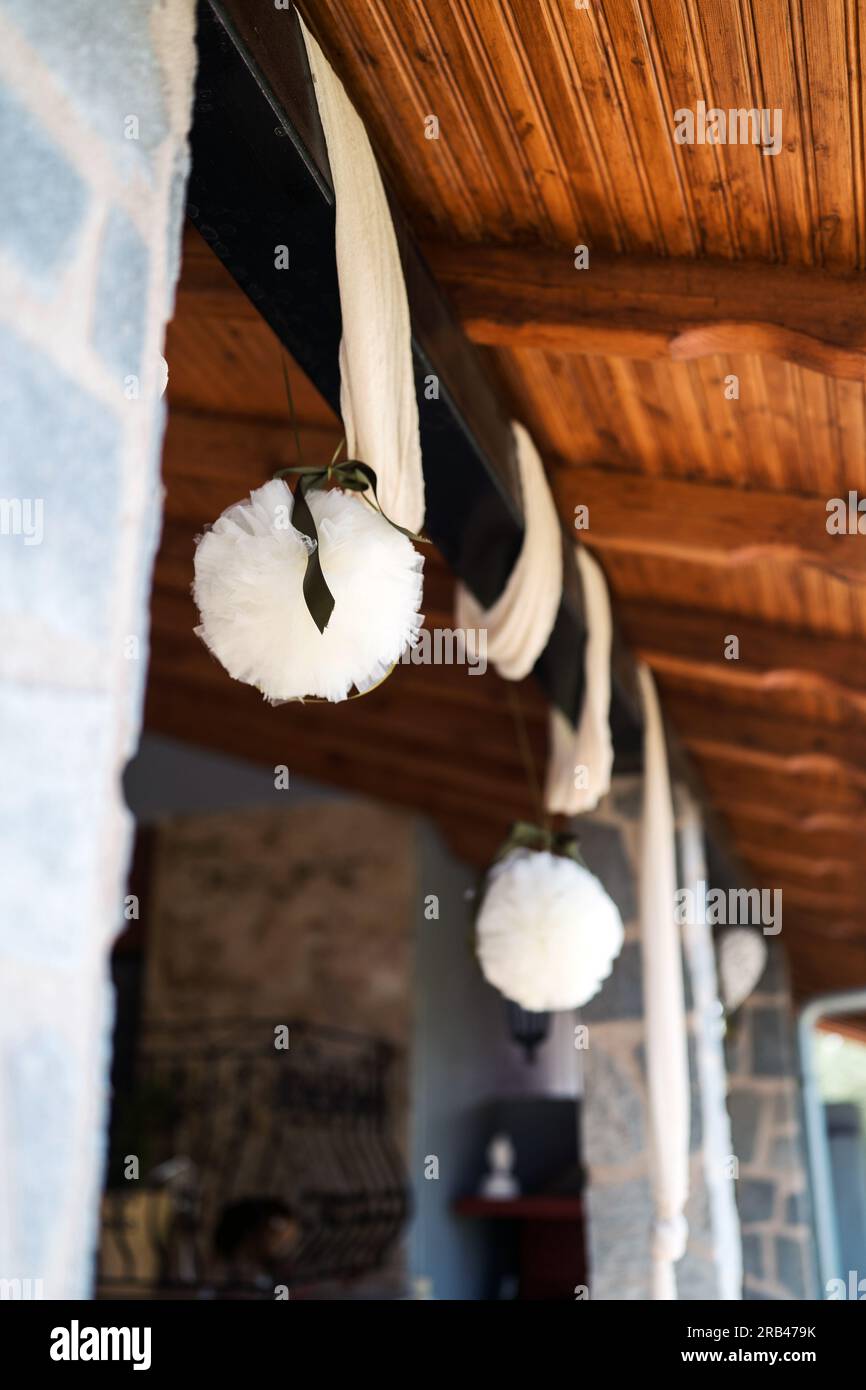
725, 942, 817, 1299
0, 0, 196, 1298
579, 777, 735, 1300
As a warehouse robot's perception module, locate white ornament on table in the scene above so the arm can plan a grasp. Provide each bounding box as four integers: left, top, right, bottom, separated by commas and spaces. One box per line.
480, 1133, 520, 1199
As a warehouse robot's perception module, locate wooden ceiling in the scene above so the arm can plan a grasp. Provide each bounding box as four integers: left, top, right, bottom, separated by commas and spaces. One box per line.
151, 226, 551, 873
148, 1, 866, 1001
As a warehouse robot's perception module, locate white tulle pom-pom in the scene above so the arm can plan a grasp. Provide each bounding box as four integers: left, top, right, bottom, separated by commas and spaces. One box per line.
476, 848, 624, 1012
193, 479, 423, 703
718, 927, 767, 1013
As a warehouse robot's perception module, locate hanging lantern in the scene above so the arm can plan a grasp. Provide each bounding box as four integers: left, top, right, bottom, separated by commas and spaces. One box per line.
505, 1000, 551, 1062
476, 824, 624, 1013
193, 476, 424, 704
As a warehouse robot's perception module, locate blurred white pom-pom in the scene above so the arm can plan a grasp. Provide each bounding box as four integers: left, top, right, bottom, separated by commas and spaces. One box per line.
718, 927, 767, 1013
193, 478, 423, 702
476, 848, 624, 1012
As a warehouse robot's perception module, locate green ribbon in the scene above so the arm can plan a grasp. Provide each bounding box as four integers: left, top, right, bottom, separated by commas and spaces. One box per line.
493, 820, 587, 867
274, 459, 425, 634
470, 821, 587, 935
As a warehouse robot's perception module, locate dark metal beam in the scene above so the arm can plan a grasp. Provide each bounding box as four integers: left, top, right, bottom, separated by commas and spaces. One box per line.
190, 0, 643, 755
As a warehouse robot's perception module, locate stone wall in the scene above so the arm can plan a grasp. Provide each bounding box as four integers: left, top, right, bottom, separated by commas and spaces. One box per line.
579, 779, 817, 1301
726, 942, 817, 1300
144, 801, 415, 1048
579, 776, 736, 1300
0, 1, 196, 1297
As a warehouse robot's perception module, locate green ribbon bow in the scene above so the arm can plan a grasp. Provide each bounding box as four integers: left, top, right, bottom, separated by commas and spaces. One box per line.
493, 820, 586, 867
469, 821, 587, 934
274, 459, 425, 634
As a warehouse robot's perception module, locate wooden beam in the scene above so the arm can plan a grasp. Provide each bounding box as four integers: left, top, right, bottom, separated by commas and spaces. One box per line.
146, 657, 548, 778
651, 654, 866, 726
426, 241, 866, 382
616, 600, 866, 696
146, 671, 538, 814
662, 693, 866, 777
788, 938, 866, 999
816, 1015, 866, 1044
190, 0, 608, 736
773, 884, 862, 919
554, 470, 866, 578
163, 408, 340, 488
651, 663, 866, 737
695, 753, 866, 819
788, 916, 866, 944
740, 846, 859, 891
143, 646, 552, 869
174, 224, 261, 321
689, 735, 866, 790
720, 805, 866, 862
734, 861, 863, 918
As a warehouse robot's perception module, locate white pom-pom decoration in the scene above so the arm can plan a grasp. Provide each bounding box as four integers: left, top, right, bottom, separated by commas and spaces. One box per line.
476, 848, 624, 1012
193, 478, 423, 703
718, 927, 767, 1014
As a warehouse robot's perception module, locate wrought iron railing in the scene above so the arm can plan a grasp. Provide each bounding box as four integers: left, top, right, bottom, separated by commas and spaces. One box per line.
97, 1018, 409, 1297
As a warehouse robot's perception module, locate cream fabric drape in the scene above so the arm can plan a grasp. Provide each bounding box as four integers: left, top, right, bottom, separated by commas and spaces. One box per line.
544, 546, 613, 814
637, 665, 691, 1300
679, 787, 743, 1300
299, 16, 424, 534
455, 422, 562, 681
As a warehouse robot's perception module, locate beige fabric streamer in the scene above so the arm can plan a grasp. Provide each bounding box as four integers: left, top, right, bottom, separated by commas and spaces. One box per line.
637, 664, 691, 1300
455, 422, 562, 681
678, 786, 743, 1301
299, 16, 424, 534
544, 546, 613, 814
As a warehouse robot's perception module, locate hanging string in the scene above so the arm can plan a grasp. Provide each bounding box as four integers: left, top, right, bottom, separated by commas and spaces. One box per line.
279, 346, 348, 477
279, 348, 307, 470
272, 346, 401, 702
505, 681, 550, 834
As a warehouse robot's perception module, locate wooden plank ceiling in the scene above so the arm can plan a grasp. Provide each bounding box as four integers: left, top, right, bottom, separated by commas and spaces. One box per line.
152, 226, 551, 876
149, 1, 866, 1002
